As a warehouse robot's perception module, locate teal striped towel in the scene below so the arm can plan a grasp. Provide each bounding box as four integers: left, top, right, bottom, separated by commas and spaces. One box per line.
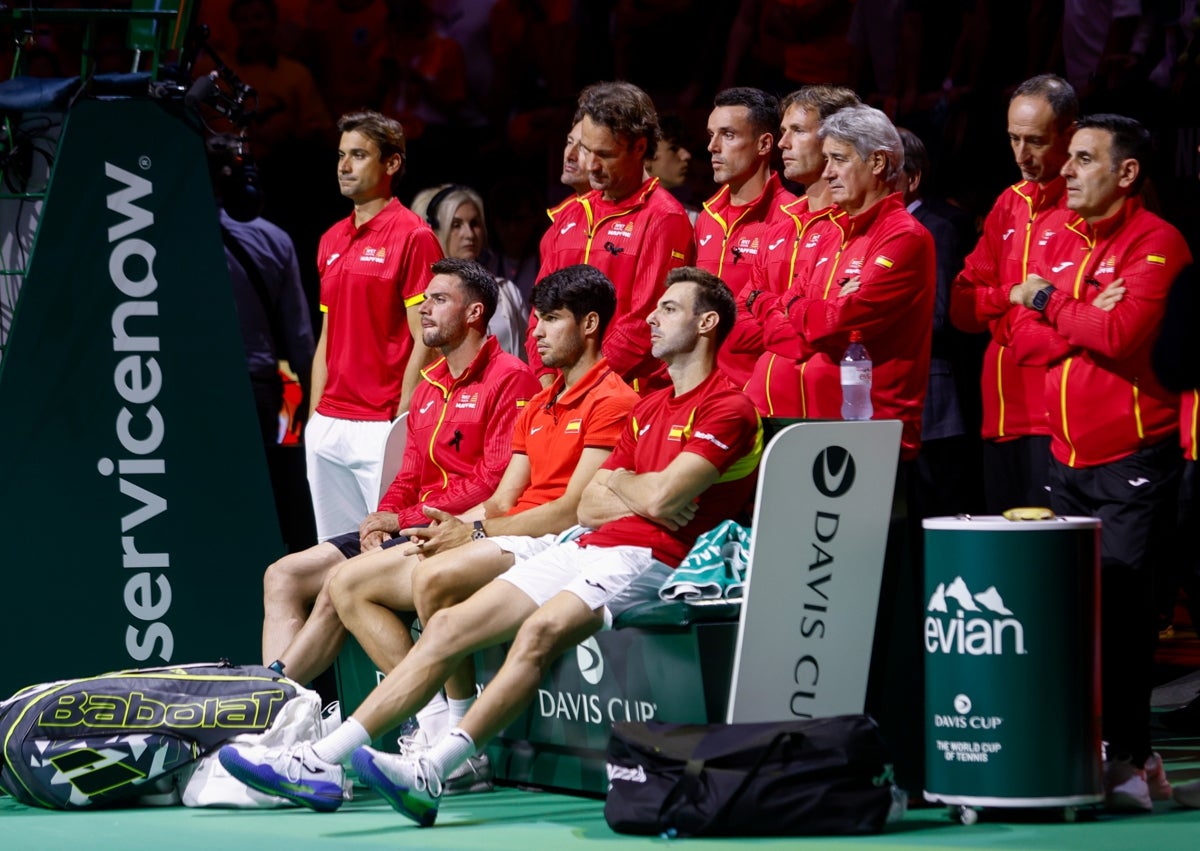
659, 519, 752, 602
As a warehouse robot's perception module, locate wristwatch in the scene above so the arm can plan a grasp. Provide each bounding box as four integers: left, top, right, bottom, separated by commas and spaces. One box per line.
472, 520, 487, 541
1031, 285, 1055, 312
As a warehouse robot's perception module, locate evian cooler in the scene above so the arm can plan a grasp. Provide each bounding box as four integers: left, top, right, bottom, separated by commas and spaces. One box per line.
922, 516, 1102, 817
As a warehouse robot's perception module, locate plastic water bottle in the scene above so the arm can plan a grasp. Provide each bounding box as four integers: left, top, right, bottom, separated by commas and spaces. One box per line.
840, 330, 873, 421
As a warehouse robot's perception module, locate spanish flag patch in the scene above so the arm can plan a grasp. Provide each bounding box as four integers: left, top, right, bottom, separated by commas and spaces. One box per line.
516, 399, 528, 408
565, 418, 582, 433
1147, 254, 1166, 265
874, 255, 894, 269
671, 250, 685, 261
668, 424, 686, 441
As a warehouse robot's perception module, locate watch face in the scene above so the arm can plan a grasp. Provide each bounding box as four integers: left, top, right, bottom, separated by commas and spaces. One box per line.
1033, 287, 1051, 311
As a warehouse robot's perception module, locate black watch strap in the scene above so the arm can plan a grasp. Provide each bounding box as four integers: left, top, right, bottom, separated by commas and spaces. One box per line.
1032, 285, 1055, 312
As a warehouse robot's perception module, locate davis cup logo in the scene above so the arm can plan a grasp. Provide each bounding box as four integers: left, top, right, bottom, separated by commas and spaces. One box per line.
924, 577, 1026, 656
577, 636, 604, 685
812, 446, 855, 497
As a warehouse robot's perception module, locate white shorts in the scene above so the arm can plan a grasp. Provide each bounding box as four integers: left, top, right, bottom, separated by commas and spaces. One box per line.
496, 540, 673, 629
304, 412, 393, 541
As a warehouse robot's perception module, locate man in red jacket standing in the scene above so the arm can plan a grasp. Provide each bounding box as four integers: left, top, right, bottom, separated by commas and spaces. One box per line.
1008, 115, 1192, 812
949, 75, 1077, 513
726, 85, 860, 407
693, 86, 797, 388
528, 81, 695, 395
744, 104, 935, 462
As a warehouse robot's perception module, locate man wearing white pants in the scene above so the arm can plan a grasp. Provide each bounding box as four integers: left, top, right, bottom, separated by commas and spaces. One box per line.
306, 110, 443, 540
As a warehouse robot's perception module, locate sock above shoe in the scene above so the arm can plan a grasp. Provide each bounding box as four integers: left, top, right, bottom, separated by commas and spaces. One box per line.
429, 727, 476, 780
313, 716, 372, 765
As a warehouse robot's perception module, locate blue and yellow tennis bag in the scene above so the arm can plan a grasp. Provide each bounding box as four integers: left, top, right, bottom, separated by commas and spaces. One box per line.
0, 661, 301, 809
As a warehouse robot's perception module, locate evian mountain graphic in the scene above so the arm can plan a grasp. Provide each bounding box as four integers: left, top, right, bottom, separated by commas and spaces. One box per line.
927, 577, 1013, 615
925, 577, 1026, 655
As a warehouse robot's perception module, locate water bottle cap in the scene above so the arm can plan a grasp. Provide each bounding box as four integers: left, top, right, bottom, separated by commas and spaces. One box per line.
849, 329, 863, 342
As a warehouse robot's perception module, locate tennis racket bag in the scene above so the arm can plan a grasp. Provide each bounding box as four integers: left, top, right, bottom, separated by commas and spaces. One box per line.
0, 661, 301, 809
604, 714, 901, 837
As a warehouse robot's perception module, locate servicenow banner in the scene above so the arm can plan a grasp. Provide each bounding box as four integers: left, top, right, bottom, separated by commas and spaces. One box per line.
0, 98, 281, 696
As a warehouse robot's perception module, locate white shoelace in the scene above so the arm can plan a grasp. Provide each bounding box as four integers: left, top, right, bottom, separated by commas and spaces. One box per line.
409, 755, 444, 799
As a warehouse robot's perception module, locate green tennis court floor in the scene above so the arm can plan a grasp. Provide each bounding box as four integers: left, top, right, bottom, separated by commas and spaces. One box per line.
5, 780, 1200, 851
8, 669, 1200, 850
5, 733, 1200, 851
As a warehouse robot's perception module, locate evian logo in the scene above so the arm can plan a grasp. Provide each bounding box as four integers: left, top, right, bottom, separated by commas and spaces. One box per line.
577, 636, 604, 684
812, 446, 855, 497
924, 577, 1026, 656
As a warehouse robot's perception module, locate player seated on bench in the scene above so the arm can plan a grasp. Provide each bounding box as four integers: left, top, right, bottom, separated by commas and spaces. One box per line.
261, 258, 538, 685
322, 265, 637, 792
220, 267, 763, 822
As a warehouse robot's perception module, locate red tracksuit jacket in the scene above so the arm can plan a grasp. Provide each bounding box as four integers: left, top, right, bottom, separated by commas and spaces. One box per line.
999, 198, 1191, 467
744, 192, 936, 460
949, 177, 1071, 440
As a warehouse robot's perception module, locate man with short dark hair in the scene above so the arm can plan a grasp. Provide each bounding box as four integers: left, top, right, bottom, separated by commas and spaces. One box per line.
220, 268, 763, 823
1008, 114, 1192, 811
307, 111, 443, 542
724, 85, 860, 398
262, 258, 538, 685
530, 81, 696, 395
694, 86, 797, 387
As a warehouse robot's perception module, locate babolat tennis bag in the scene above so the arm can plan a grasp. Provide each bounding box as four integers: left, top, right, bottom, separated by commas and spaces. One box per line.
0, 661, 301, 809
604, 714, 900, 837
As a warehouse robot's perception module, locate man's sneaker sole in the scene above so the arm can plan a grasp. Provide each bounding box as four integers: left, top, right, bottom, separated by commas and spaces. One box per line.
351, 748, 439, 827
217, 746, 344, 812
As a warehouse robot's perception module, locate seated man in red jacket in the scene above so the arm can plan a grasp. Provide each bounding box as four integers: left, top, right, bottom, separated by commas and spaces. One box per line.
261, 258, 540, 684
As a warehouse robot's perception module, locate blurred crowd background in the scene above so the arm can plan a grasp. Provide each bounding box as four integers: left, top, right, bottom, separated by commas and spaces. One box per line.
4, 0, 1200, 321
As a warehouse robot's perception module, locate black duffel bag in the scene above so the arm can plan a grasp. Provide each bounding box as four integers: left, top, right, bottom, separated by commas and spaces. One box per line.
604, 714, 901, 837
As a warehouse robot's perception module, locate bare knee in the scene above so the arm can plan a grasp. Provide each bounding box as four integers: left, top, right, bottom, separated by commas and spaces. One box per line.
420, 605, 475, 660
264, 544, 341, 610
507, 613, 570, 671
263, 553, 304, 607
413, 562, 463, 619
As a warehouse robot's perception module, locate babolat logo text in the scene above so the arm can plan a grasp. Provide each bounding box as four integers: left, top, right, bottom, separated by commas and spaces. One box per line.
607, 762, 647, 784
39, 690, 288, 730
924, 577, 1026, 655
812, 446, 855, 497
